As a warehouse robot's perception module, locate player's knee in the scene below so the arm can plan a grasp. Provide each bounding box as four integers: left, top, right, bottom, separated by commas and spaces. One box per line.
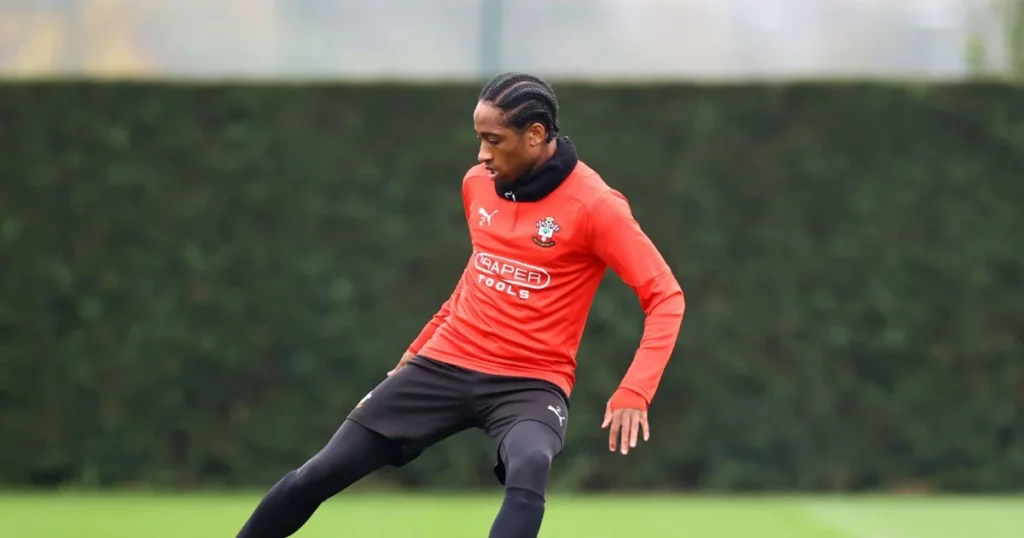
286, 456, 349, 504
292, 448, 353, 499
501, 421, 559, 494
290, 458, 327, 496
503, 447, 553, 495
294, 456, 324, 485
511, 443, 554, 471
290, 420, 393, 498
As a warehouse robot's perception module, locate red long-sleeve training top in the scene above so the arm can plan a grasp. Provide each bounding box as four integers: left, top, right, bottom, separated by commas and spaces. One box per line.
409, 161, 685, 409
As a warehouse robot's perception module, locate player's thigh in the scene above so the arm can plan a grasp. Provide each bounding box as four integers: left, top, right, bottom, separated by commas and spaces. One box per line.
481, 383, 569, 445
346, 356, 474, 465
293, 420, 396, 495
476, 380, 569, 483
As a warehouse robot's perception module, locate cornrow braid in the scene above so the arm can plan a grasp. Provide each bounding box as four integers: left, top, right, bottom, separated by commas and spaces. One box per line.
479, 72, 560, 142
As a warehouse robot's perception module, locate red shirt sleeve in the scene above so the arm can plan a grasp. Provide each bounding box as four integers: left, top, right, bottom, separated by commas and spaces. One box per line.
408, 270, 466, 354
588, 189, 685, 409
409, 171, 476, 354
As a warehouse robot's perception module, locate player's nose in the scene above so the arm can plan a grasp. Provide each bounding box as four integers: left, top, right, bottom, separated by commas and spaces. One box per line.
478, 143, 493, 164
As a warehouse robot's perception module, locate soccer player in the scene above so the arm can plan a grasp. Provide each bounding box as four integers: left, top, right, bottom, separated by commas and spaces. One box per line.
236, 72, 685, 538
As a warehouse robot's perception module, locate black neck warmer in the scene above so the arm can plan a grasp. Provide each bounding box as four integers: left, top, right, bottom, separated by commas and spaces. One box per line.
493, 136, 579, 203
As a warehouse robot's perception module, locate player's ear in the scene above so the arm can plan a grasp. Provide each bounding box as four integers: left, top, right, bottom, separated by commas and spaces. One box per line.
527, 123, 545, 146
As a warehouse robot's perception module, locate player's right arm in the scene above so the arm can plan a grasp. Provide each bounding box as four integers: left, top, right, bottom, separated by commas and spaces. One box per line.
391, 169, 478, 376
389, 276, 464, 375
390, 262, 468, 375
408, 273, 465, 351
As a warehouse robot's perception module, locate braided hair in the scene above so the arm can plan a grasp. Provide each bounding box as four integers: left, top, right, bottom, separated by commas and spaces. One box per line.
478, 72, 560, 142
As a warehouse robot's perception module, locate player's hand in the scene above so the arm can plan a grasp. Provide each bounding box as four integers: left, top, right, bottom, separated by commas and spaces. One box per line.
601, 390, 650, 455
388, 351, 415, 376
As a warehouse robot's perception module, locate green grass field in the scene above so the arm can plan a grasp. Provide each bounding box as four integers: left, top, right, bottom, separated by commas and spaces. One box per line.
2, 492, 1021, 537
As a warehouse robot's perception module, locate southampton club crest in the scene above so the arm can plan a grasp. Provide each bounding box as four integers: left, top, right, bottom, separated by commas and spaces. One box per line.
533, 216, 560, 247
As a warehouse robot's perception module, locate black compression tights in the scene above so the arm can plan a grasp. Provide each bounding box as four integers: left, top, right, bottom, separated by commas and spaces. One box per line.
236, 420, 399, 538
489, 420, 561, 538
236, 419, 558, 538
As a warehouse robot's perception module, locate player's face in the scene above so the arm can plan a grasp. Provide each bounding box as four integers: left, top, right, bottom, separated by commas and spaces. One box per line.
473, 101, 546, 182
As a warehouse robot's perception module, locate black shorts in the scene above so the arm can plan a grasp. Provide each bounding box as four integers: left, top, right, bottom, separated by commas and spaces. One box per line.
346, 355, 570, 483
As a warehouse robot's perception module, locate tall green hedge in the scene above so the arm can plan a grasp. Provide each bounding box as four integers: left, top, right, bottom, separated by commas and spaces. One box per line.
1, 81, 1022, 492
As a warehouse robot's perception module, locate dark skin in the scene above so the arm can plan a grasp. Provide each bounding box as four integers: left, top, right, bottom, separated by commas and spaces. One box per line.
602, 397, 649, 456
390, 100, 649, 455
472, 100, 554, 182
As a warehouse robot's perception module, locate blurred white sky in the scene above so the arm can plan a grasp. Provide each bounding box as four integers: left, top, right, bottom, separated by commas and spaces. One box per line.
0, 0, 1013, 80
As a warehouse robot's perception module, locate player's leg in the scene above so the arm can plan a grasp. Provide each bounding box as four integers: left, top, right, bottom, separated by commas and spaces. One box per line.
236, 356, 473, 538
236, 419, 398, 538
489, 419, 562, 538
476, 379, 569, 538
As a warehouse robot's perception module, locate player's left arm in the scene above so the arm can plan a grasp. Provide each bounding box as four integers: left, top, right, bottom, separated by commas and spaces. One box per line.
588, 189, 686, 455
